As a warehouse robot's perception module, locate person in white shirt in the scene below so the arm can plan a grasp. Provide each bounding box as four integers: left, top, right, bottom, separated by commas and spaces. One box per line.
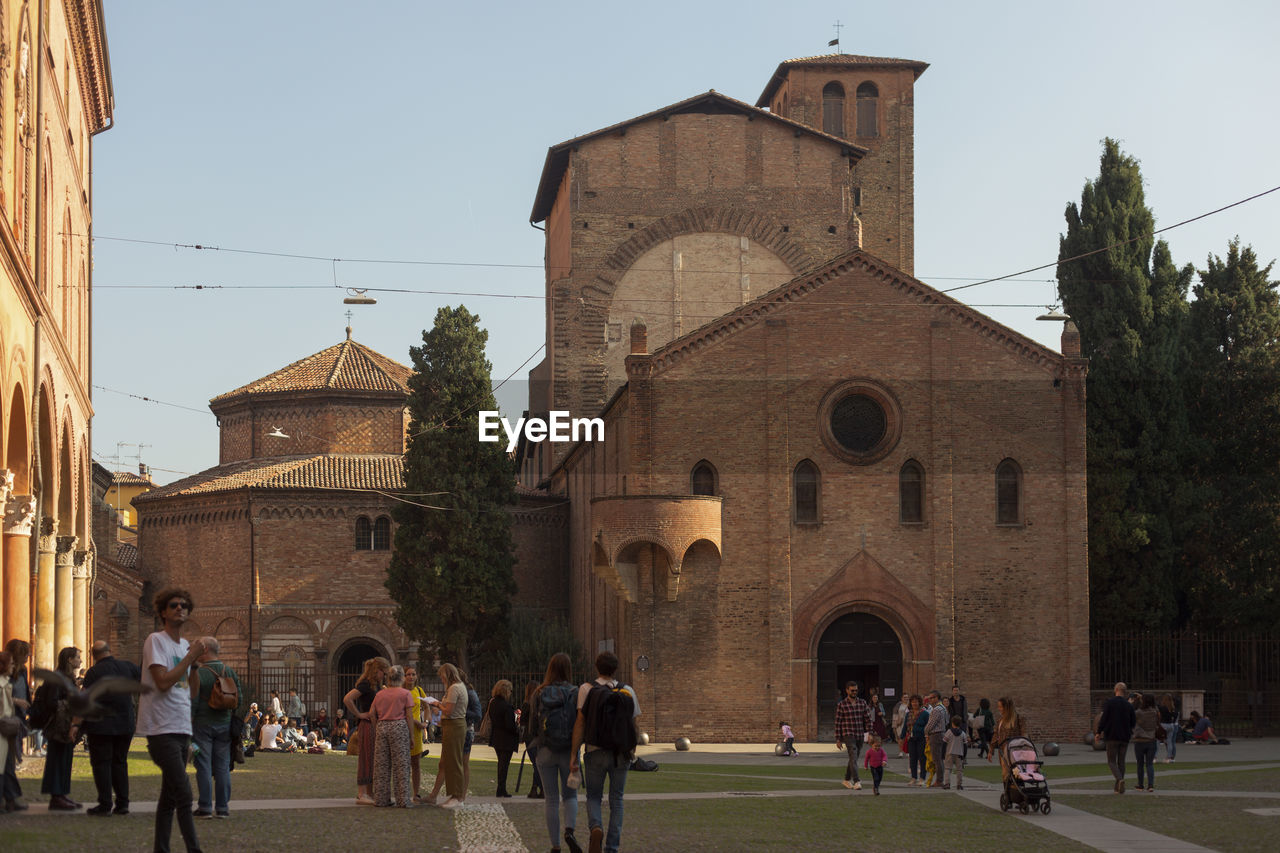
136, 587, 205, 853
258, 716, 283, 751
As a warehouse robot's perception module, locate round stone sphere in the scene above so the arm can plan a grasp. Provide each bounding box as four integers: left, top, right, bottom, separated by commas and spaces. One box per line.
638, 732, 650, 746
675, 737, 691, 751
1042, 742, 1060, 756
1091, 735, 1106, 751
1083, 731, 1095, 746
774, 743, 787, 756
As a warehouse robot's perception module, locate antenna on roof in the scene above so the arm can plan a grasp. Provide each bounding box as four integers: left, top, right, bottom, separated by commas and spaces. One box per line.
829, 20, 842, 54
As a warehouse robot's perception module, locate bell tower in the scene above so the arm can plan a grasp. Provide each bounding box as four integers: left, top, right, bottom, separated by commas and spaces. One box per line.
757, 53, 928, 274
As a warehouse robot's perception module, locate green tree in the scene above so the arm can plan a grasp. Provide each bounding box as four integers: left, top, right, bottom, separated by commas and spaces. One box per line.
386, 306, 517, 671
1056, 139, 1193, 631
1184, 240, 1280, 629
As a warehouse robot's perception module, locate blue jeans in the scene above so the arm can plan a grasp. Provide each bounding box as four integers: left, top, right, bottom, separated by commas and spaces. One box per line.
1162, 723, 1178, 760
535, 747, 577, 849
192, 721, 231, 814
1134, 740, 1156, 788
583, 748, 628, 853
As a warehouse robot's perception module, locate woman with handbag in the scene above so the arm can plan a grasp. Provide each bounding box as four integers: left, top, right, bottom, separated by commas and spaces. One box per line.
38, 646, 82, 810
487, 680, 520, 797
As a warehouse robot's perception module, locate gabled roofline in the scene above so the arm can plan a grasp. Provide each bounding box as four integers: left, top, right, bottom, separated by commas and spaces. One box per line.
645, 248, 1069, 377
530, 90, 868, 224
755, 53, 930, 108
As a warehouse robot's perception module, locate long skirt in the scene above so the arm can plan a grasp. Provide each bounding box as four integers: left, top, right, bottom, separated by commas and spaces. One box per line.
356, 718, 375, 786
439, 717, 467, 799
373, 720, 412, 807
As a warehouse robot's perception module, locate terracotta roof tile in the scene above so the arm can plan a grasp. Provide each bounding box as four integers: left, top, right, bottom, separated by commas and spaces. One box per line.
210, 338, 411, 405
115, 542, 139, 569
134, 454, 405, 502
111, 470, 155, 486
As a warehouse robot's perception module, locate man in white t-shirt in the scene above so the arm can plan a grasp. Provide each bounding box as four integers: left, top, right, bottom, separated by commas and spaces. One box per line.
570, 651, 640, 853
137, 587, 205, 853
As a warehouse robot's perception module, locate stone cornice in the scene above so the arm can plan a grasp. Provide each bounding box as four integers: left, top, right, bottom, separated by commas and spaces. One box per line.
64, 0, 112, 133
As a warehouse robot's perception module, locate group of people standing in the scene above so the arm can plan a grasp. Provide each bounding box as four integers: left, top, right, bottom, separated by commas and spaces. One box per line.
834, 682, 1025, 793
1096, 682, 1190, 794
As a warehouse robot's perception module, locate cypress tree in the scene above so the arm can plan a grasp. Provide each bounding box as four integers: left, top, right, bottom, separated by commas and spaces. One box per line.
1184, 241, 1280, 629
386, 306, 517, 671
1056, 139, 1192, 631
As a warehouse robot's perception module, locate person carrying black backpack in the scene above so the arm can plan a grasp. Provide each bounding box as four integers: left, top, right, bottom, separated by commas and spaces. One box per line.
570, 651, 639, 853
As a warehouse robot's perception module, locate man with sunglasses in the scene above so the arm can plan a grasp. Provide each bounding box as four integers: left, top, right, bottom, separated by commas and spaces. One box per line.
137, 588, 206, 853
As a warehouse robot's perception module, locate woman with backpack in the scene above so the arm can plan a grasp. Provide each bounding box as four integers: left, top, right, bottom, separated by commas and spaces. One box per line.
533, 652, 582, 853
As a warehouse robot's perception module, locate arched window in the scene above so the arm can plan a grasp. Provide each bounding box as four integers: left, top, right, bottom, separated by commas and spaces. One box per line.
793, 460, 820, 523
354, 516, 372, 550
372, 516, 392, 550
996, 459, 1022, 525
690, 460, 717, 496
856, 82, 879, 138
900, 460, 924, 523
822, 81, 845, 137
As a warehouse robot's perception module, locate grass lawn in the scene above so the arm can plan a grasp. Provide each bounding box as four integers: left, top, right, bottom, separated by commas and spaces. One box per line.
506, 794, 1097, 853
1067, 795, 1280, 852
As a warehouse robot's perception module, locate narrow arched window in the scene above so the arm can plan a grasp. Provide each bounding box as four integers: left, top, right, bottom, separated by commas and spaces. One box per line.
373, 516, 392, 550
822, 82, 845, 137
996, 459, 1022, 525
355, 516, 372, 550
794, 460, 820, 523
691, 460, 717, 496
900, 460, 924, 523
856, 82, 878, 138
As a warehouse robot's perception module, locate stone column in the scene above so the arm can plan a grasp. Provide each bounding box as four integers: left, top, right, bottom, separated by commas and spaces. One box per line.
73, 549, 90, 656
35, 517, 57, 669
55, 534, 78, 655
3, 483, 36, 646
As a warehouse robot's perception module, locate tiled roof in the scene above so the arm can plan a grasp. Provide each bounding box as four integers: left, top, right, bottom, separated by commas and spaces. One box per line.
115, 542, 138, 569
210, 337, 411, 405
111, 470, 154, 486
134, 454, 405, 502
756, 52, 929, 106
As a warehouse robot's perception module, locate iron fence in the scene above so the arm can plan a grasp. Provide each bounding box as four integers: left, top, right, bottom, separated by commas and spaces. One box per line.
1090, 631, 1280, 736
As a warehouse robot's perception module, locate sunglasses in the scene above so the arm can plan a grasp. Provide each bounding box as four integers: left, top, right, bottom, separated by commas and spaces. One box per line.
166, 601, 191, 611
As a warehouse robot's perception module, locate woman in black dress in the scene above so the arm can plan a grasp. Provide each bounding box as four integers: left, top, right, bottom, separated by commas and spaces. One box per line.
40, 646, 82, 810
342, 656, 389, 805
518, 680, 544, 798
487, 680, 521, 797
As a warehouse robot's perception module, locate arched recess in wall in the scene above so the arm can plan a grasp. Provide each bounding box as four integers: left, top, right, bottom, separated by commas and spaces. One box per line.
37, 382, 55, 514
59, 416, 74, 538
6, 385, 28, 492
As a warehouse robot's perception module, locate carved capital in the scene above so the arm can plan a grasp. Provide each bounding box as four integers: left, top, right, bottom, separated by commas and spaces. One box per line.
56, 535, 79, 564
38, 515, 57, 550
0, 468, 14, 504
73, 549, 92, 579
3, 493, 36, 536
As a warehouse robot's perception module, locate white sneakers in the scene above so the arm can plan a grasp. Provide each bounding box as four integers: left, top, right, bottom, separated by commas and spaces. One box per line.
841, 780, 853, 789
852, 782, 862, 790
439, 797, 463, 809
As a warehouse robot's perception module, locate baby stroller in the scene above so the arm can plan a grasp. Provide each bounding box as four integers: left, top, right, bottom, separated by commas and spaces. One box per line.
999, 736, 1051, 815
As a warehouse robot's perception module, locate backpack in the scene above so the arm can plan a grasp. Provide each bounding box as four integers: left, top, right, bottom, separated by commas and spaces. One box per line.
207, 663, 238, 711
583, 680, 637, 759
536, 683, 578, 751
28, 681, 59, 730
465, 687, 483, 727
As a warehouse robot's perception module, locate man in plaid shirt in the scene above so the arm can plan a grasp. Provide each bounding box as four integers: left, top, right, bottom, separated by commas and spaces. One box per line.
834, 681, 872, 790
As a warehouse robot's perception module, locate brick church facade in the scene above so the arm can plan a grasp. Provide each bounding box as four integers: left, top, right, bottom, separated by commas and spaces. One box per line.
518, 53, 1090, 741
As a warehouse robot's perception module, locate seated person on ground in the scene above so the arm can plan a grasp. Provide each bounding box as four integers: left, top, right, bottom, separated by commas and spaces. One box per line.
1187, 710, 1219, 743
258, 714, 284, 751
330, 719, 349, 749
282, 719, 307, 751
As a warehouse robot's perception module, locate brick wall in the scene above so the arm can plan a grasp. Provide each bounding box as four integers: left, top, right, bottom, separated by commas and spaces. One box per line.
554, 255, 1089, 743
218, 396, 407, 464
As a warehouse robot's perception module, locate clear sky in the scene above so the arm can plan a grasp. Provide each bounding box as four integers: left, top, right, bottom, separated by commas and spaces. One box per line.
90, 1, 1280, 485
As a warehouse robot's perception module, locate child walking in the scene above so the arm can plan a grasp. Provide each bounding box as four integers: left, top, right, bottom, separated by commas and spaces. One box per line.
943, 715, 968, 790
863, 736, 887, 795
779, 721, 797, 756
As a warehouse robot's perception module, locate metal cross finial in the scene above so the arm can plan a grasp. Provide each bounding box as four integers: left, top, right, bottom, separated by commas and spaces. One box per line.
344, 309, 353, 325
832, 20, 843, 53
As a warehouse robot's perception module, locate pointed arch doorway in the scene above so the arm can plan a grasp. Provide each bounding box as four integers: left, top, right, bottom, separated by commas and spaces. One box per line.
816, 612, 903, 741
